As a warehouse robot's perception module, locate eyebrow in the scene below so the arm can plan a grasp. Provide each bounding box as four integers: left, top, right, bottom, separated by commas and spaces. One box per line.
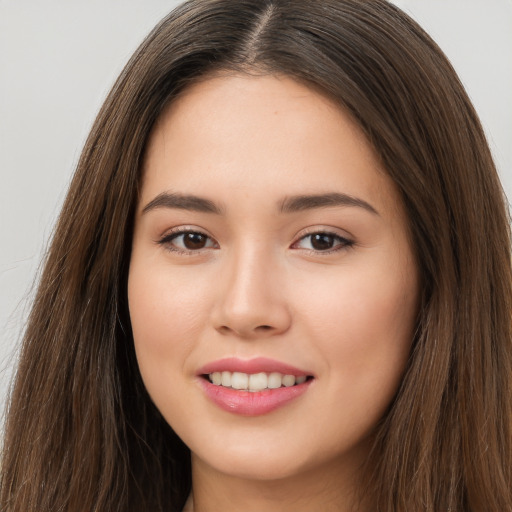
141, 191, 378, 216
142, 192, 222, 215
279, 192, 379, 215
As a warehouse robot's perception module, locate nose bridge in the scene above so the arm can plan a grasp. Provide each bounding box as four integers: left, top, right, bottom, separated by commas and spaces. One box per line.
213, 240, 290, 337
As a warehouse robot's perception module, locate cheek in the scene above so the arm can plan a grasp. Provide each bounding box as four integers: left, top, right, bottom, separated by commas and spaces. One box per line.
127, 260, 211, 402
297, 255, 418, 413
127, 261, 215, 433
302, 263, 416, 342
129, 262, 207, 348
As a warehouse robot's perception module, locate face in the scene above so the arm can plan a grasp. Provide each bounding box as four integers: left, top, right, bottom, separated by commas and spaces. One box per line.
128, 74, 419, 483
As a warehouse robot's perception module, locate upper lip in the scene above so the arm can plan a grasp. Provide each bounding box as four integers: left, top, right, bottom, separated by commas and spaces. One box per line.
197, 357, 313, 377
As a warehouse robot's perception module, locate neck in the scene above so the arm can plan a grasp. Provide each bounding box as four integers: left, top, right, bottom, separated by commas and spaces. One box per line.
189, 453, 372, 512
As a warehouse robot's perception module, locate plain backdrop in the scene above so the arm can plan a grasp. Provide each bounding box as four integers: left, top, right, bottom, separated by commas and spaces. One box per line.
1, 0, 511, 423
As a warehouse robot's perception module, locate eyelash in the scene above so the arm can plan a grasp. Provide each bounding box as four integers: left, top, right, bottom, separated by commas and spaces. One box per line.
157, 227, 218, 255
291, 230, 354, 254
157, 228, 354, 255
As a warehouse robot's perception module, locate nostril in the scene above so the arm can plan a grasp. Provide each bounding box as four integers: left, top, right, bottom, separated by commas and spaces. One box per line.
215, 323, 281, 337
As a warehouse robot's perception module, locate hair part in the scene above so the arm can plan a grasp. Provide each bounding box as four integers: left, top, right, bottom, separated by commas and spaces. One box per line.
2, 1, 511, 511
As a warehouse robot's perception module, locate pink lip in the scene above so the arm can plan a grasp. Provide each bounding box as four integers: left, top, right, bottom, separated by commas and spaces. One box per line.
197, 357, 314, 416
197, 357, 311, 377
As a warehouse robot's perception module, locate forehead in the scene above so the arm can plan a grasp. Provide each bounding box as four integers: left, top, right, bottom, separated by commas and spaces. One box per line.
141, 73, 402, 219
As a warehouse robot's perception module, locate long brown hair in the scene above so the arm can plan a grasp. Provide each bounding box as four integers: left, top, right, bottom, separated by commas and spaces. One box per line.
2, 1, 511, 510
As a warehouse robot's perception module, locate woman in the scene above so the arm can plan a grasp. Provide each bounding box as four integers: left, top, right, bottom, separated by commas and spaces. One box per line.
1, 1, 511, 511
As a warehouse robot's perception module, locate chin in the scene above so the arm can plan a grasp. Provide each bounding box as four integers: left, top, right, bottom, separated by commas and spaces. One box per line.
188, 426, 371, 484
193, 447, 310, 482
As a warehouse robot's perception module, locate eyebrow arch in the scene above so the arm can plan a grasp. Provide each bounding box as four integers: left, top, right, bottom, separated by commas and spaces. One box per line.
279, 192, 379, 215
142, 192, 222, 215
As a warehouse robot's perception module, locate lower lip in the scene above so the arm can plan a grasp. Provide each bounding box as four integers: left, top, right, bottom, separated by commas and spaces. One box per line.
199, 378, 312, 416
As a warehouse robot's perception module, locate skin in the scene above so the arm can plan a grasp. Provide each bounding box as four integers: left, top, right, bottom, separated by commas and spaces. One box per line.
128, 74, 419, 512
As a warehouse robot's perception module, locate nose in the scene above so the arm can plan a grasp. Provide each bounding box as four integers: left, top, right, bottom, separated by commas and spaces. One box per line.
211, 247, 292, 339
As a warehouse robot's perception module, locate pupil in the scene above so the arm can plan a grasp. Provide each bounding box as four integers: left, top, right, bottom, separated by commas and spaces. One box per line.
184, 233, 206, 250
311, 233, 334, 250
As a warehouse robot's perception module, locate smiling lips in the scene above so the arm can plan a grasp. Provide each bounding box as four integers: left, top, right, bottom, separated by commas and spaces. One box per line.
209, 371, 307, 391
197, 357, 313, 416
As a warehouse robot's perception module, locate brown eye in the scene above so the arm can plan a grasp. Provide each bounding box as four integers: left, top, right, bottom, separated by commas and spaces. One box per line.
159, 230, 217, 253
183, 232, 208, 250
310, 233, 336, 251
293, 232, 353, 252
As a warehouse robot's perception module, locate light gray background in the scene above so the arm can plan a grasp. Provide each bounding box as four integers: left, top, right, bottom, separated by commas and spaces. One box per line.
1, 0, 511, 423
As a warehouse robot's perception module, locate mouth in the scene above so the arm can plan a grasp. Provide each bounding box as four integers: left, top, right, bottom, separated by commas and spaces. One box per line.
203, 371, 312, 392
197, 358, 314, 416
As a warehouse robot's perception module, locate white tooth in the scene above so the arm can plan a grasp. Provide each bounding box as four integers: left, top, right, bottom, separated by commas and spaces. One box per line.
282, 374, 296, 387
296, 375, 307, 384
211, 372, 222, 385
231, 372, 249, 390
221, 371, 232, 387
249, 372, 268, 391
268, 372, 283, 389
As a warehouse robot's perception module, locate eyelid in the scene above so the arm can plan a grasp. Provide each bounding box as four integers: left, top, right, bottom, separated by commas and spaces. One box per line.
293, 224, 355, 240
157, 226, 219, 254
291, 226, 355, 253
155, 224, 354, 255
